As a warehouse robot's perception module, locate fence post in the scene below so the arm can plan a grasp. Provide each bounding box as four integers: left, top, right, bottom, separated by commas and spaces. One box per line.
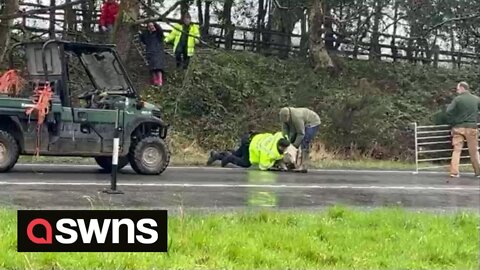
433, 45, 440, 68
49, 0, 56, 39
413, 122, 419, 175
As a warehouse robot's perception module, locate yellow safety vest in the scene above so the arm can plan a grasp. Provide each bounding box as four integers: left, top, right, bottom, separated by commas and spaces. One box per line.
249, 132, 286, 171
165, 23, 200, 57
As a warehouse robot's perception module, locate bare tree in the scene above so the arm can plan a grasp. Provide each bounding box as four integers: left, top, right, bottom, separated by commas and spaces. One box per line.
369, 0, 384, 60
113, 0, 140, 61
64, 0, 76, 39
0, 0, 18, 64
309, 0, 334, 70
269, 0, 304, 57
202, 0, 211, 37
80, 0, 95, 35
181, 0, 190, 15
221, 0, 234, 50
197, 0, 203, 26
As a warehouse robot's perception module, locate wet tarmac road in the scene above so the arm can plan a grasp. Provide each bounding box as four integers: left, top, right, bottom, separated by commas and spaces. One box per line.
0, 164, 479, 211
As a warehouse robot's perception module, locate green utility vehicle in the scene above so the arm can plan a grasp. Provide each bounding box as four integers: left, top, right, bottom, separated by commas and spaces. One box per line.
0, 39, 170, 175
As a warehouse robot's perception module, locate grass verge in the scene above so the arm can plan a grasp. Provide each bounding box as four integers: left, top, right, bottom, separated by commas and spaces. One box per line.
16, 133, 446, 171
0, 207, 478, 269
17, 155, 416, 170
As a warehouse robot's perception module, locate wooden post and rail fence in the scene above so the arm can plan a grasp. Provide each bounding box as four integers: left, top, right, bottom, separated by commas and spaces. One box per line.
8, 1, 480, 68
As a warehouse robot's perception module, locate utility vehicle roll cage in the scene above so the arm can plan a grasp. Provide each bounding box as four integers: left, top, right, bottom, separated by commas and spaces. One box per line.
7, 39, 139, 102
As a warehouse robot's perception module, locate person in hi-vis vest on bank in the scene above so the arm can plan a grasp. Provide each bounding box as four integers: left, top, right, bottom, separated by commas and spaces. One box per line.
165, 12, 200, 69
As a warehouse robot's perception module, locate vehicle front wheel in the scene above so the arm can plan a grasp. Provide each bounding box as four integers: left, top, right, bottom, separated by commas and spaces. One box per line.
129, 136, 170, 175
0, 130, 20, 173
94, 156, 129, 172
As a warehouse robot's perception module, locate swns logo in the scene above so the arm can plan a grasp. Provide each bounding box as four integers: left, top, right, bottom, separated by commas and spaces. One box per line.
17, 210, 167, 252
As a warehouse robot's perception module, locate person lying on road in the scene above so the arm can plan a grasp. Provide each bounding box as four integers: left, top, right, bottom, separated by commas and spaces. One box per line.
207, 132, 291, 171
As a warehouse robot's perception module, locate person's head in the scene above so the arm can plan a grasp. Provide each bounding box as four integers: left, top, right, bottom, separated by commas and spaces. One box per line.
456, 81, 470, 94
279, 107, 290, 123
277, 138, 291, 154
147, 22, 156, 32
182, 12, 191, 25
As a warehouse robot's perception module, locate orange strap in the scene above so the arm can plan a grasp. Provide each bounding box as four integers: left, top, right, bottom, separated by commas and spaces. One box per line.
25, 82, 54, 156
25, 82, 53, 125
0, 69, 25, 96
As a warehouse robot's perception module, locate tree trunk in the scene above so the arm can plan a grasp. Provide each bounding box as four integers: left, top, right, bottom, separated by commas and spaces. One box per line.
391, 0, 399, 62
270, 0, 303, 58
64, 0, 76, 39
450, 27, 456, 69
263, 0, 273, 52
0, 0, 18, 64
113, 0, 140, 61
81, 0, 95, 35
352, 12, 362, 59
309, 0, 334, 71
222, 0, 234, 50
146, 0, 154, 17
181, 0, 189, 16
197, 0, 203, 26
255, 0, 265, 52
49, 0, 56, 39
299, 10, 308, 57
369, 0, 382, 60
202, 0, 211, 38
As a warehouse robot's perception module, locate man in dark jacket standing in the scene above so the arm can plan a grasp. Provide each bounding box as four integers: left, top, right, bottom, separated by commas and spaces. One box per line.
446, 82, 480, 178
140, 22, 167, 86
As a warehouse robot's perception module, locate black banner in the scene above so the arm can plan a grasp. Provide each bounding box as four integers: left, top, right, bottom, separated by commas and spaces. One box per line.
17, 210, 168, 252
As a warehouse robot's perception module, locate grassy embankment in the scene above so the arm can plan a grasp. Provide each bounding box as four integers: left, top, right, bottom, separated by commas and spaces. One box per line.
16, 49, 479, 171
0, 206, 478, 269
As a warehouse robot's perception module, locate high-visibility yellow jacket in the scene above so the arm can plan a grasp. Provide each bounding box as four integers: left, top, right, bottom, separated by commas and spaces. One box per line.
165, 23, 200, 56
249, 132, 286, 171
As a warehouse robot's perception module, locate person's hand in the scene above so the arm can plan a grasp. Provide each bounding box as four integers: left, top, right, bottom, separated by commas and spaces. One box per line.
101, 26, 107, 32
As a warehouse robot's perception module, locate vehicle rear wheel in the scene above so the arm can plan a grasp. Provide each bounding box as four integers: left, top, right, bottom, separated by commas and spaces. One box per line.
94, 156, 129, 172
129, 136, 170, 175
0, 130, 20, 173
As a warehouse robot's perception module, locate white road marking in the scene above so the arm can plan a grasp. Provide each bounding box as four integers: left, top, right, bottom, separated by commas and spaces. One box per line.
15, 163, 448, 175
0, 181, 478, 191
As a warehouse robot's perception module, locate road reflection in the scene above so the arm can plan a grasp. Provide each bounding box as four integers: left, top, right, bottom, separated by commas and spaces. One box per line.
246, 170, 278, 207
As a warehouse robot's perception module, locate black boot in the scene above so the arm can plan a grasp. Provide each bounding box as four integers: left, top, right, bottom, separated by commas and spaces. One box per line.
206, 151, 219, 166
207, 151, 231, 166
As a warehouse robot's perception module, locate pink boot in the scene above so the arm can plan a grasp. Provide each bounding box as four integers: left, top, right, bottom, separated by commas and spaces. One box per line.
157, 72, 163, 86
151, 74, 158, 85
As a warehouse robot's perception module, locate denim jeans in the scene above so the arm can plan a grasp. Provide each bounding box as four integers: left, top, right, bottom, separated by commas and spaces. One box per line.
301, 125, 320, 150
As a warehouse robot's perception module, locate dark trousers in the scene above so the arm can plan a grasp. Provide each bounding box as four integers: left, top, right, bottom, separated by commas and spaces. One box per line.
227, 133, 252, 168
175, 48, 190, 69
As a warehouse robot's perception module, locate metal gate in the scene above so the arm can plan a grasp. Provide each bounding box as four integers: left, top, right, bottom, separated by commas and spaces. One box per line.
413, 123, 480, 174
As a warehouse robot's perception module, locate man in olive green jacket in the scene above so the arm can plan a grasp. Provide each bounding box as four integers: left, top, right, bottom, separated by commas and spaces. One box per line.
279, 107, 321, 171
446, 82, 480, 178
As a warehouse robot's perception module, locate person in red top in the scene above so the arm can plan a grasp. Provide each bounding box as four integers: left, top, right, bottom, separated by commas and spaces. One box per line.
99, 0, 119, 32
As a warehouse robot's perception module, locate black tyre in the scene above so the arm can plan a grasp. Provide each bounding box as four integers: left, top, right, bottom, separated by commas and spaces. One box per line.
94, 156, 129, 172
0, 130, 20, 173
129, 136, 170, 175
